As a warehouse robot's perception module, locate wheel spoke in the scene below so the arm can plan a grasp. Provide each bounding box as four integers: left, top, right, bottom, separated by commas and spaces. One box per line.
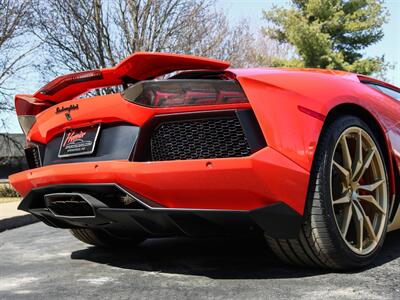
341, 203, 353, 237
354, 147, 376, 182
364, 215, 377, 243
333, 160, 350, 185
352, 129, 363, 180
355, 199, 378, 243
358, 179, 385, 192
333, 193, 351, 205
340, 135, 352, 171
357, 194, 385, 215
352, 202, 364, 252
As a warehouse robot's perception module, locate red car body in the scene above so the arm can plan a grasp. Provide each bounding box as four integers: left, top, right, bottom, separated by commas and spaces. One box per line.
9, 52, 400, 238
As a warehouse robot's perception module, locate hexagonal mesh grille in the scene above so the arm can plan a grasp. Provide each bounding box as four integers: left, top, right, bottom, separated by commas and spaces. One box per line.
151, 117, 251, 161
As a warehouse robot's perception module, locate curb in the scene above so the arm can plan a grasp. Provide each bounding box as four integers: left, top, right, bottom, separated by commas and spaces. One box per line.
0, 214, 39, 233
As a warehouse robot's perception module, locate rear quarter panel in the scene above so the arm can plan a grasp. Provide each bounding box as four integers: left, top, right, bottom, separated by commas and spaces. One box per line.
234, 69, 400, 172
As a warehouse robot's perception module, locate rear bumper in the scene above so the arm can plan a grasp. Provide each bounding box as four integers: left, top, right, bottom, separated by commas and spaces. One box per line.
10, 147, 309, 214
17, 183, 303, 239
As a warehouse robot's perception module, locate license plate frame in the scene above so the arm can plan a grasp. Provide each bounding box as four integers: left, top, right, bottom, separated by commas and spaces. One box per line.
58, 124, 101, 158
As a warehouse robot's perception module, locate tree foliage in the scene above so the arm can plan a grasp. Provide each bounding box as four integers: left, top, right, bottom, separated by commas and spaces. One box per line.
263, 0, 389, 75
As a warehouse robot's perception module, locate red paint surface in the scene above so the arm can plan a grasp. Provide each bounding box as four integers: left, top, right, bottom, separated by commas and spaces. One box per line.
9, 52, 400, 214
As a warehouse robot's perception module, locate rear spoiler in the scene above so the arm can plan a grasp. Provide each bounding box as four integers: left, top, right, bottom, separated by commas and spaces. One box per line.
357, 74, 400, 91
22, 52, 230, 104
14, 52, 229, 134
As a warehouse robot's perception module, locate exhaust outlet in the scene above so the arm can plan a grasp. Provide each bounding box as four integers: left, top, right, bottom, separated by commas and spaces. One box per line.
44, 193, 106, 218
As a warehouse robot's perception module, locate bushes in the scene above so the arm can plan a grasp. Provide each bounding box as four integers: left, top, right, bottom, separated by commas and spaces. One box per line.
0, 184, 19, 198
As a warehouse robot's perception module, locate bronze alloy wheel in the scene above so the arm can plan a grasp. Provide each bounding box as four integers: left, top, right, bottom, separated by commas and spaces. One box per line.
330, 127, 388, 255
266, 116, 390, 269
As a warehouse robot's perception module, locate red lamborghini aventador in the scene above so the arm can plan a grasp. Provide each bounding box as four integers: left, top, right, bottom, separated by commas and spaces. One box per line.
9, 52, 400, 269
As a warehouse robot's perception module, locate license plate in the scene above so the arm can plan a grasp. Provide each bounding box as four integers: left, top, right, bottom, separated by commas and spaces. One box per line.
58, 124, 101, 158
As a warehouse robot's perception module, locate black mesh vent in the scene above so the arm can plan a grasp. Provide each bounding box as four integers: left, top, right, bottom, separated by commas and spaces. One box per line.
151, 117, 251, 161
25, 146, 42, 169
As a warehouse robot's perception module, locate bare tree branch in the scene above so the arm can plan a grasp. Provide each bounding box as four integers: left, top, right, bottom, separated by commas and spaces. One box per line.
0, 132, 24, 166
33, 0, 286, 79
0, 0, 36, 135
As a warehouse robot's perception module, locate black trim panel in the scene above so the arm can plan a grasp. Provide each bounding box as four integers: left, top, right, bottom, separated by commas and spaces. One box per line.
18, 184, 302, 239
43, 123, 139, 165
236, 110, 267, 152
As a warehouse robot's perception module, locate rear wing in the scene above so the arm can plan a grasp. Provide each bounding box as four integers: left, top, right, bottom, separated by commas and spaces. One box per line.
14, 52, 229, 134
25, 52, 230, 104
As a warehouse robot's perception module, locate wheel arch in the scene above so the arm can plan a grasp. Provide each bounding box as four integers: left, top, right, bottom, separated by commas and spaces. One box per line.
323, 102, 397, 199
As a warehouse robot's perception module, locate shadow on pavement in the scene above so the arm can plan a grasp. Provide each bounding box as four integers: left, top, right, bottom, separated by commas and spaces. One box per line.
71, 230, 400, 279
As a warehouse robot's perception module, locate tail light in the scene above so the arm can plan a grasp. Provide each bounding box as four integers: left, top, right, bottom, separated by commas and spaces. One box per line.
122, 80, 248, 107
15, 95, 51, 135
38, 70, 103, 96
15, 71, 103, 135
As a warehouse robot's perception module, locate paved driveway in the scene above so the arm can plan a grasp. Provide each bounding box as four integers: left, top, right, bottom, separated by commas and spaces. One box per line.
0, 223, 399, 299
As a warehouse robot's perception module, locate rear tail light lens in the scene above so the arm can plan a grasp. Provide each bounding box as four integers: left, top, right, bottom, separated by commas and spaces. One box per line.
123, 80, 248, 107
18, 116, 36, 135
38, 70, 103, 96
15, 95, 51, 135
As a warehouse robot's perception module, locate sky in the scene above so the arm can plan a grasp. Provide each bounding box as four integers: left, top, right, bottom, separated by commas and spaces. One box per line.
216, 0, 400, 85
2, 0, 400, 133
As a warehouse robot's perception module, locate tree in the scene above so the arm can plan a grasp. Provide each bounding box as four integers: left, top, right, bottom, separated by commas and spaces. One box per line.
0, 0, 35, 129
31, 0, 266, 80
263, 0, 389, 75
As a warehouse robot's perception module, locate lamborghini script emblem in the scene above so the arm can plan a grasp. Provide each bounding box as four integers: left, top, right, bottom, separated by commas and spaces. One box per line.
56, 104, 78, 121
56, 104, 79, 114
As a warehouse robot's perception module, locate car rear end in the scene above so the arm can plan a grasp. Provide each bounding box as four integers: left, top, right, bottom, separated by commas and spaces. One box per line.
9, 53, 308, 239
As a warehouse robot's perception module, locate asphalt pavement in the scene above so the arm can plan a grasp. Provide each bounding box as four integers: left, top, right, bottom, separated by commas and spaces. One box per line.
0, 223, 399, 300
0, 199, 38, 233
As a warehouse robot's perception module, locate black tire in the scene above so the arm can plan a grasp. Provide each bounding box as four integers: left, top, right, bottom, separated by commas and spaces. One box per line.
266, 115, 390, 269
70, 228, 145, 247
